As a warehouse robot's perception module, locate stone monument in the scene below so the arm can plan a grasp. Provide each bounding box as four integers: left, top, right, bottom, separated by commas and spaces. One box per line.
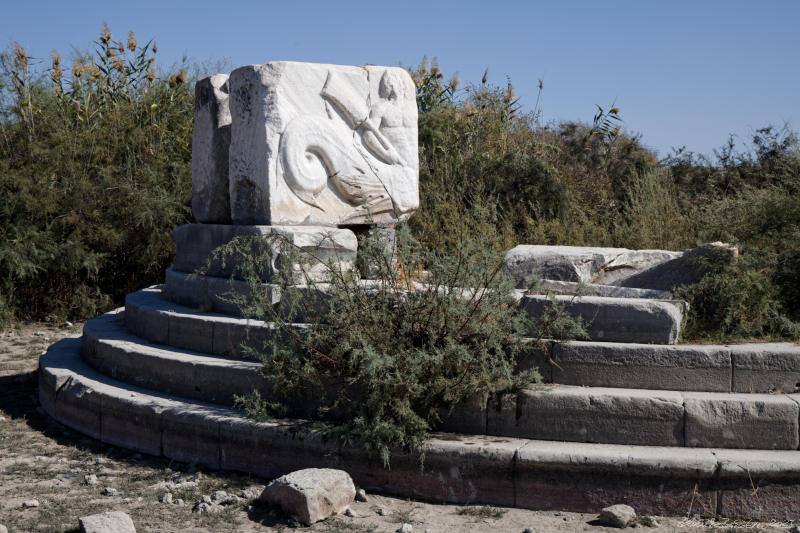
193, 61, 418, 226
169, 61, 420, 310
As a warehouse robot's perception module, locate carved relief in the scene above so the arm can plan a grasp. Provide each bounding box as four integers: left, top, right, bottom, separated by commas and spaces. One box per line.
227, 62, 418, 226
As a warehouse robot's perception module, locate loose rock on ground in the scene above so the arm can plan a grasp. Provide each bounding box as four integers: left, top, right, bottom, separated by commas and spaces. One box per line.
258, 468, 356, 525
598, 504, 637, 528
78, 511, 136, 533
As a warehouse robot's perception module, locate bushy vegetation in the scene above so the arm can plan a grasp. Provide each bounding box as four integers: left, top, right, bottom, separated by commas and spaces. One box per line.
409, 59, 800, 340
0, 26, 194, 322
222, 219, 588, 464
0, 30, 797, 340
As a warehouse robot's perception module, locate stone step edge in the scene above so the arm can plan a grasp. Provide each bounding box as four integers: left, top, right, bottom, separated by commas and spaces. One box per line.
127, 287, 800, 394
81, 313, 800, 450
82, 310, 267, 407
162, 269, 685, 344
39, 337, 800, 519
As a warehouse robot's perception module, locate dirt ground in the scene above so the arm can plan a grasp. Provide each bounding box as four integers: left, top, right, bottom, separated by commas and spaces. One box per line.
0, 323, 795, 532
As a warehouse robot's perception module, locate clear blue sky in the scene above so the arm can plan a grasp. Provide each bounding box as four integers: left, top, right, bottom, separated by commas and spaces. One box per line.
3, 0, 798, 158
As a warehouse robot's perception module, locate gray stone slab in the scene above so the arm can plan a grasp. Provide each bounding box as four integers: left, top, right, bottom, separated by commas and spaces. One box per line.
168, 311, 215, 354
192, 74, 232, 224
161, 404, 227, 470
164, 267, 275, 316
537, 279, 671, 299
520, 294, 683, 344
712, 449, 800, 477
134, 298, 170, 345
35, 342, 800, 519
487, 386, 685, 446
172, 223, 357, 282
100, 387, 165, 456
436, 394, 487, 434
730, 343, 800, 394
684, 392, 800, 450
503, 245, 681, 288
516, 440, 717, 476
617, 242, 737, 291
551, 341, 731, 392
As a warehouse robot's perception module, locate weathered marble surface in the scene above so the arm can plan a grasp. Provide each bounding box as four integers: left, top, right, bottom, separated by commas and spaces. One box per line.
192, 74, 232, 223
227, 61, 418, 226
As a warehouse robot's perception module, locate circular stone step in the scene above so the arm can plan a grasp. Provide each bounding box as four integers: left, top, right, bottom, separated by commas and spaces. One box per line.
81, 310, 800, 450
39, 337, 800, 521
127, 288, 800, 394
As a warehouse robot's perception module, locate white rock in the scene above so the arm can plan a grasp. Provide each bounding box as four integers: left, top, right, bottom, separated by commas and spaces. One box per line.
78, 511, 136, 533
192, 74, 232, 223
84, 474, 98, 485
22, 499, 40, 508
102, 487, 118, 496
598, 504, 637, 528
503, 245, 680, 288
228, 61, 418, 226
218, 495, 240, 506
174, 498, 185, 506
160, 492, 173, 504
355, 488, 368, 502
377, 507, 389, 516
344, 506, 357, 517
0, 524, 8, 533
397, 524, 413, 533
259, 468, 356, 525
0, 416, 6, 422
210, 490, 227, 502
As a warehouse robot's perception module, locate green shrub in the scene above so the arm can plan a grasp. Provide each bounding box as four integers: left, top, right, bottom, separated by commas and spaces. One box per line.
219, 213, 584, 465
0, 26, 195, 322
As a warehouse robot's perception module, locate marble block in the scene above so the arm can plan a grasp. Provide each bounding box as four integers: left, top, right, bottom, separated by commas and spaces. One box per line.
192, 74, 232, 223
227, 61, 419, 226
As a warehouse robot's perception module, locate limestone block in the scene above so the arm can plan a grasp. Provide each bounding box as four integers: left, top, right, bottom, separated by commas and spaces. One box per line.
520, 294, 684, 344
259, 468, 356, 525
684, 392, 799, 449
488, 387, 685, 446
228, 62, 418, 226
617, 242, 738, 291
172, 223, 357, 282
730, 343, 800, 393
551, 342, 732, 391
192, 74, 232, 223
503, 245, 679, 288
79, 511, 136, 533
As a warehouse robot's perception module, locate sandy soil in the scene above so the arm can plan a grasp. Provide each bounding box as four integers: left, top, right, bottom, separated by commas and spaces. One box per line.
0, 323, 795, 532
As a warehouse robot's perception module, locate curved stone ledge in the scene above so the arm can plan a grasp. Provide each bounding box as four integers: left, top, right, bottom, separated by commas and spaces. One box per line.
125, 287, 305, 359
520, 294, 684, 344
39, 338, 800, 519
82, 310, 268, 406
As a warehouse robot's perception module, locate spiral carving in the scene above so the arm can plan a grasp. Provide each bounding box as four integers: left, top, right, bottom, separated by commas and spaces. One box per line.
280, 114, 352, 209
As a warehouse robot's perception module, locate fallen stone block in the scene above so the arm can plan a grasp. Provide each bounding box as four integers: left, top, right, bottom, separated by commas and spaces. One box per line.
78, 511, 136, 533
503, 245, 680, 288
617, 241, 737, 291
598, 504, 636, 528
259, 468, 356, 525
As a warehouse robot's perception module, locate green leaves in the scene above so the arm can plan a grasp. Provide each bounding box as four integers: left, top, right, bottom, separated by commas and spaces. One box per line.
227, 218, 543, 466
